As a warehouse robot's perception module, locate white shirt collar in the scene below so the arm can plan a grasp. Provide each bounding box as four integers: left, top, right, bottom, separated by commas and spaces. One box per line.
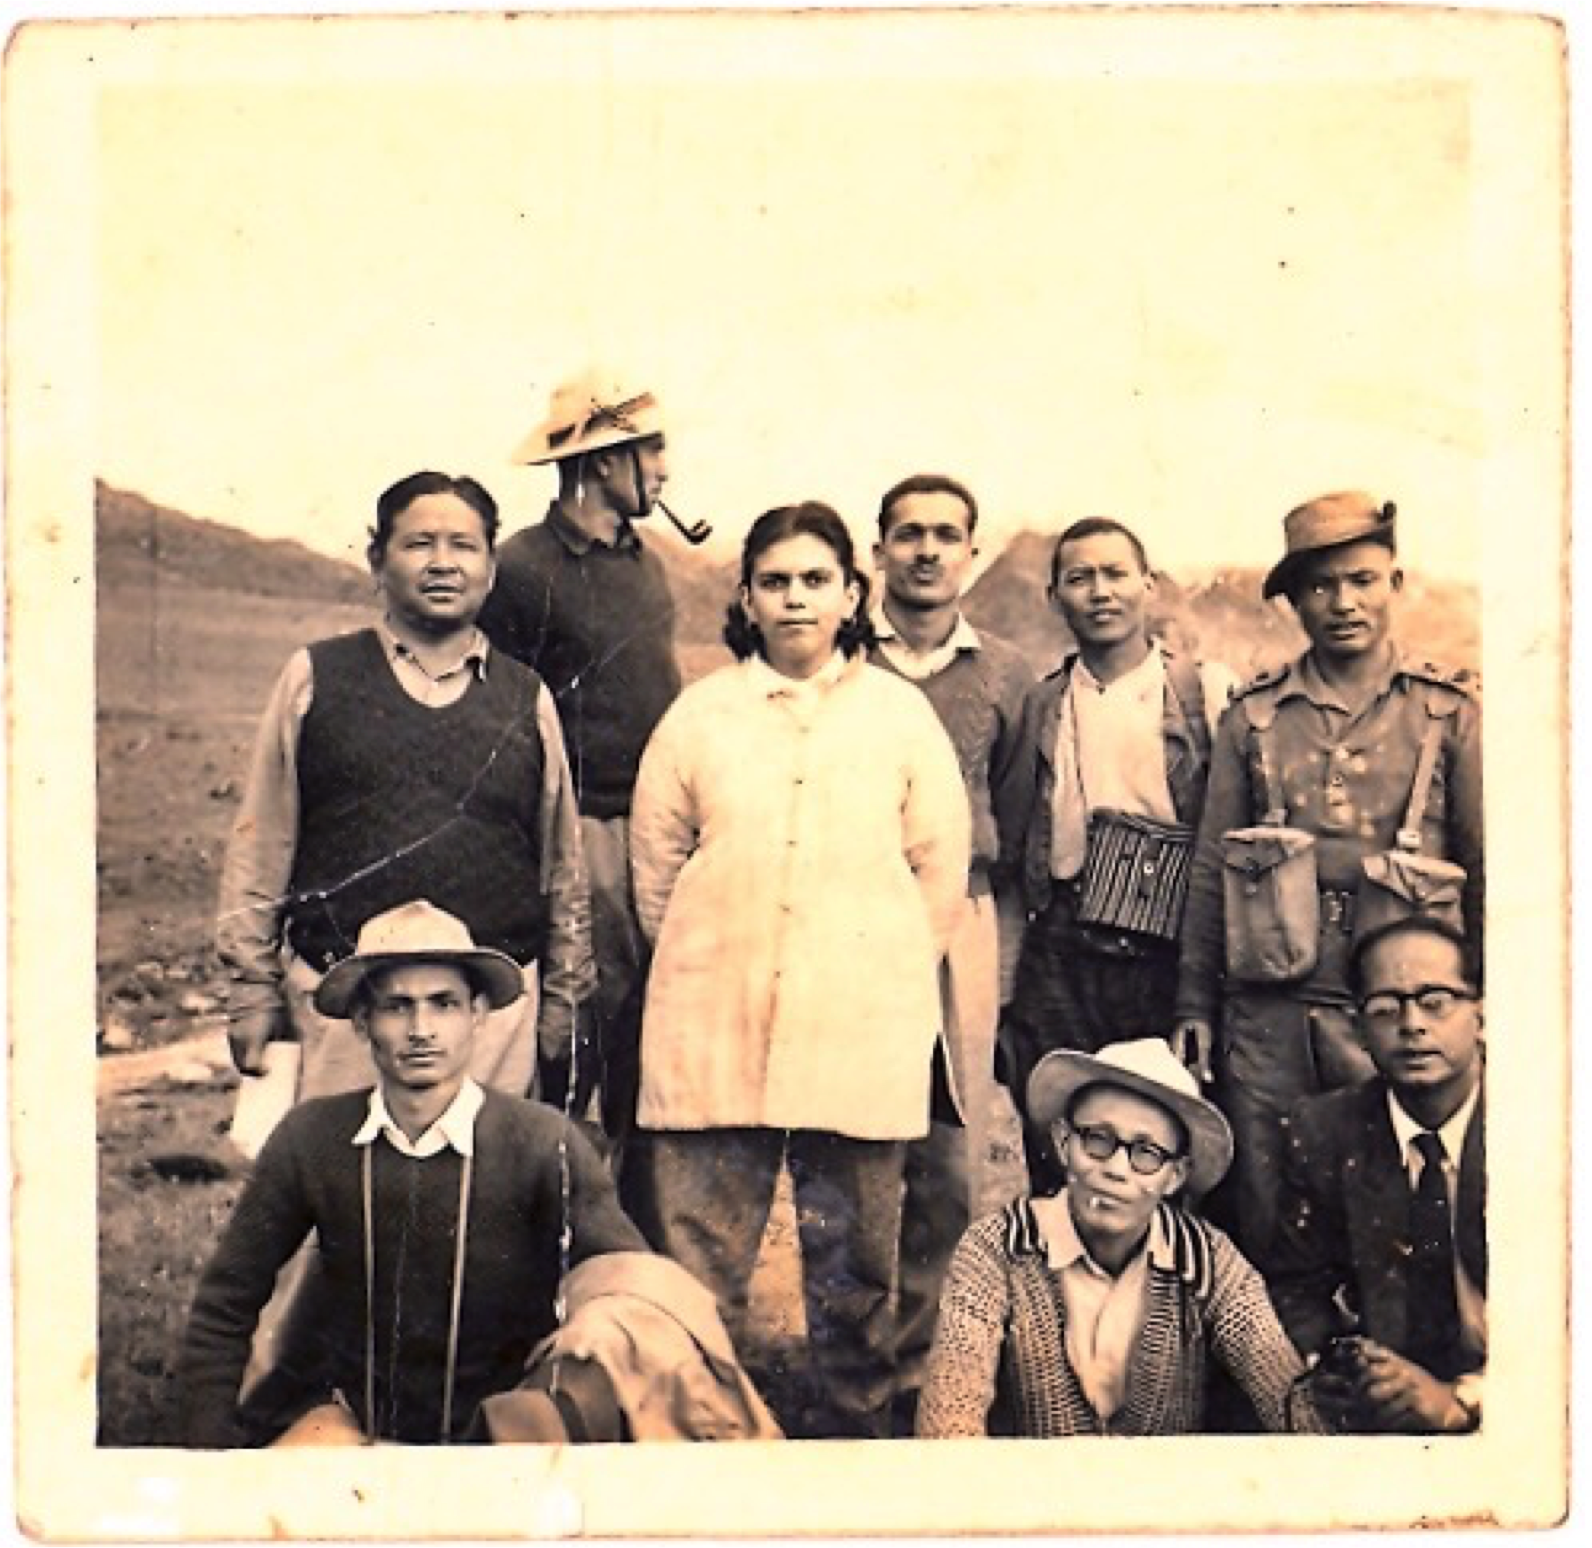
871, 606, 981, 652
1386, 1079, 1481, 1177
745, 649, 851, 699
871, 609, 982, 682
353, 1077, 484, 1160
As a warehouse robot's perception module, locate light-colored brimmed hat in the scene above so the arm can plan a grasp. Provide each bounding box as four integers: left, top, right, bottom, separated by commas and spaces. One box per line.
1262, 490, 1397, 600
510, 371, 664, 466
313, 900, 523, 1019
1027, 1039, 1234, 1196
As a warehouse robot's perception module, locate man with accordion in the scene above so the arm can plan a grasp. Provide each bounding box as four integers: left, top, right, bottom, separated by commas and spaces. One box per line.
995, 517, 1233, 1194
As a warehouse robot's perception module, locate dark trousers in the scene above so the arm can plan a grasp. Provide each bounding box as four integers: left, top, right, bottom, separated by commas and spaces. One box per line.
894, 1054, 970, 1408
999, 887, 1179, 1193
1210, 988, 1375, 1268
573, 816, 654, 1221
635, 1126, 907, 1439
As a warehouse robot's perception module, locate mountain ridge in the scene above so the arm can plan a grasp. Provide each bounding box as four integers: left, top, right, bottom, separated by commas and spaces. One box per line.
95, 480, 1478, 673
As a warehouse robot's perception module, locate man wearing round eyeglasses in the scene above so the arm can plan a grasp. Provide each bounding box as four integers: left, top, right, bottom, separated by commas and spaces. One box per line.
917, 1039, 1325, 1437
1272, 916, 1486, 1434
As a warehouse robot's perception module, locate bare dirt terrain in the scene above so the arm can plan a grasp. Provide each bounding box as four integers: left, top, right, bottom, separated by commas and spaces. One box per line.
93, 481, 1476, 1445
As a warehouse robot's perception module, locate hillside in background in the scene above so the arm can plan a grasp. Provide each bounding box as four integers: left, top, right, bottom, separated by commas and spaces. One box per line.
961, 528, 1480, 679
97, 481, 370, 604
96, 482, 1479, 678
96, 484, 377, 1052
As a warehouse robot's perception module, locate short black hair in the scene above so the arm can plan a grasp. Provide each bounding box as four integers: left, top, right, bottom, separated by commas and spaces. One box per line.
1049, 516, 1152, 590
368, 472, 499, 567
723, 501, 877, 661
1349, 914, 1475, 1001
877, 473, 979, 539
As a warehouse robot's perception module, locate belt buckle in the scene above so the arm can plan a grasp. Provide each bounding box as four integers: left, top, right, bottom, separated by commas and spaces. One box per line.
1320, 889, 1355, 934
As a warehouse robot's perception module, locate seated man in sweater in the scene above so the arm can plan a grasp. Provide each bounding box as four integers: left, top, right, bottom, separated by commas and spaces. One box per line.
179, 902, 646, 1447
217, 469, 593, 1106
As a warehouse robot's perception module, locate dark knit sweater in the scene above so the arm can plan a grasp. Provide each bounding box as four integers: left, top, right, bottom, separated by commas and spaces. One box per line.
178, 1088, 645, 1446
287, 630, 550, 969
478, 506, 681, 819
869, 631, 1034, 878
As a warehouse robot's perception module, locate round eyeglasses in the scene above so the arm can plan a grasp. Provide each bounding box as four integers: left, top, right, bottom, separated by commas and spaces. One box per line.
1069, 1124, 1183, 1176
1359, 985, 1475, 1027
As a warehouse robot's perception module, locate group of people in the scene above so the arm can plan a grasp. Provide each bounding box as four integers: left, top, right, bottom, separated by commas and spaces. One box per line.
178, 370, 1486, 1448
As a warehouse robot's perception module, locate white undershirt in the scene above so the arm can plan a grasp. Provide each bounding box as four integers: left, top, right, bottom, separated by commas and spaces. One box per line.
1030, 1193, 1153, 1421
1050, 646, 1176, 880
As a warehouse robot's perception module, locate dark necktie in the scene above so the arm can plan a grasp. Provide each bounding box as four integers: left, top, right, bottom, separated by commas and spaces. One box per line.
1406, 1130, 1463, 1378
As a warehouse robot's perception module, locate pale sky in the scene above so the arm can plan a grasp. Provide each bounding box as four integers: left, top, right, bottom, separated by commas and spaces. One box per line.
79, 6, 1563, 584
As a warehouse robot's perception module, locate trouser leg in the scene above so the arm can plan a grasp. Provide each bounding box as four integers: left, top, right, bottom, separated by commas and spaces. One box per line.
1001, 896, 1092, 1194
579, 817, 649, 1154
941, 885, 1022, 1213
637, 1127, 783, 1352
787, 1129, 907, 1439
894, 1115, 970, 1406
1213, 991, 1372, 1267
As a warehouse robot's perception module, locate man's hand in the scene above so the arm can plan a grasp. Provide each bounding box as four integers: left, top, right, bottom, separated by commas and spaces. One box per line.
1170, 1018, 1215, 1084
227, 996, 289, 1076
1305, 1367, 1364, 1433
1303, 1335, 1374, 1433
534, 998, 602, 1112
1351, 1341, 1468, 1433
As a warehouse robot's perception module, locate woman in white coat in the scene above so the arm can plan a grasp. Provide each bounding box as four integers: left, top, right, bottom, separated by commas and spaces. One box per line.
629, 500, 970, 1438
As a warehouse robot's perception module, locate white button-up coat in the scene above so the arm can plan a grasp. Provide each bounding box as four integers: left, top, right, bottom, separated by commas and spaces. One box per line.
631, 654, 971, 1141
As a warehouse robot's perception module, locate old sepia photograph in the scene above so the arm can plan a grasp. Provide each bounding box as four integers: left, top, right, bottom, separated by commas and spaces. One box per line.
4, 1, 1570, 1537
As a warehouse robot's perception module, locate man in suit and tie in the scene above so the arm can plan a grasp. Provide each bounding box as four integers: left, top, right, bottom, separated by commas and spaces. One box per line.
1273, 915, 1486, 1434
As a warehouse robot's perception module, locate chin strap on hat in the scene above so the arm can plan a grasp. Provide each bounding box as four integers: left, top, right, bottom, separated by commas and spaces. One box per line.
624, 442, 713, 545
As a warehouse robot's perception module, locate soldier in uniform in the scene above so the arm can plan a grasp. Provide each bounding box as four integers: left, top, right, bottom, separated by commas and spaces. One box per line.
1173, 491, 1483, 1268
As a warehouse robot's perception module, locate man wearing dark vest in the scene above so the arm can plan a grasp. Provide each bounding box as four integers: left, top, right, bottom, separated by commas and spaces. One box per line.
478, 372, 681, 1153
1276, 916, 1486, 1434
217, 470, 594, 1104
1173, 492, 1483, 1267
996, 517, 1234, 1192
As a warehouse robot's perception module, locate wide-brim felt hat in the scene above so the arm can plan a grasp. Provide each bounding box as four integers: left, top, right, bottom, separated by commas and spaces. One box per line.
1262, 490, 1397, 600
510, 371, 664, 465
1027, 1038, 1235, 1197
313, 900, 524, 1019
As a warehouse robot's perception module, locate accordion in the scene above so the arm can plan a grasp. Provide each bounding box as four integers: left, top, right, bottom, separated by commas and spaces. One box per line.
1074, 808, 1196, 943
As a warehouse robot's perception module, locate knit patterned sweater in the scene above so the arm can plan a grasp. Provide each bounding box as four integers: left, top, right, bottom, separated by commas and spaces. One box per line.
868, 628, 1034, 878
918, 1198, 1324, 1437
178, 1089, 645, 1446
